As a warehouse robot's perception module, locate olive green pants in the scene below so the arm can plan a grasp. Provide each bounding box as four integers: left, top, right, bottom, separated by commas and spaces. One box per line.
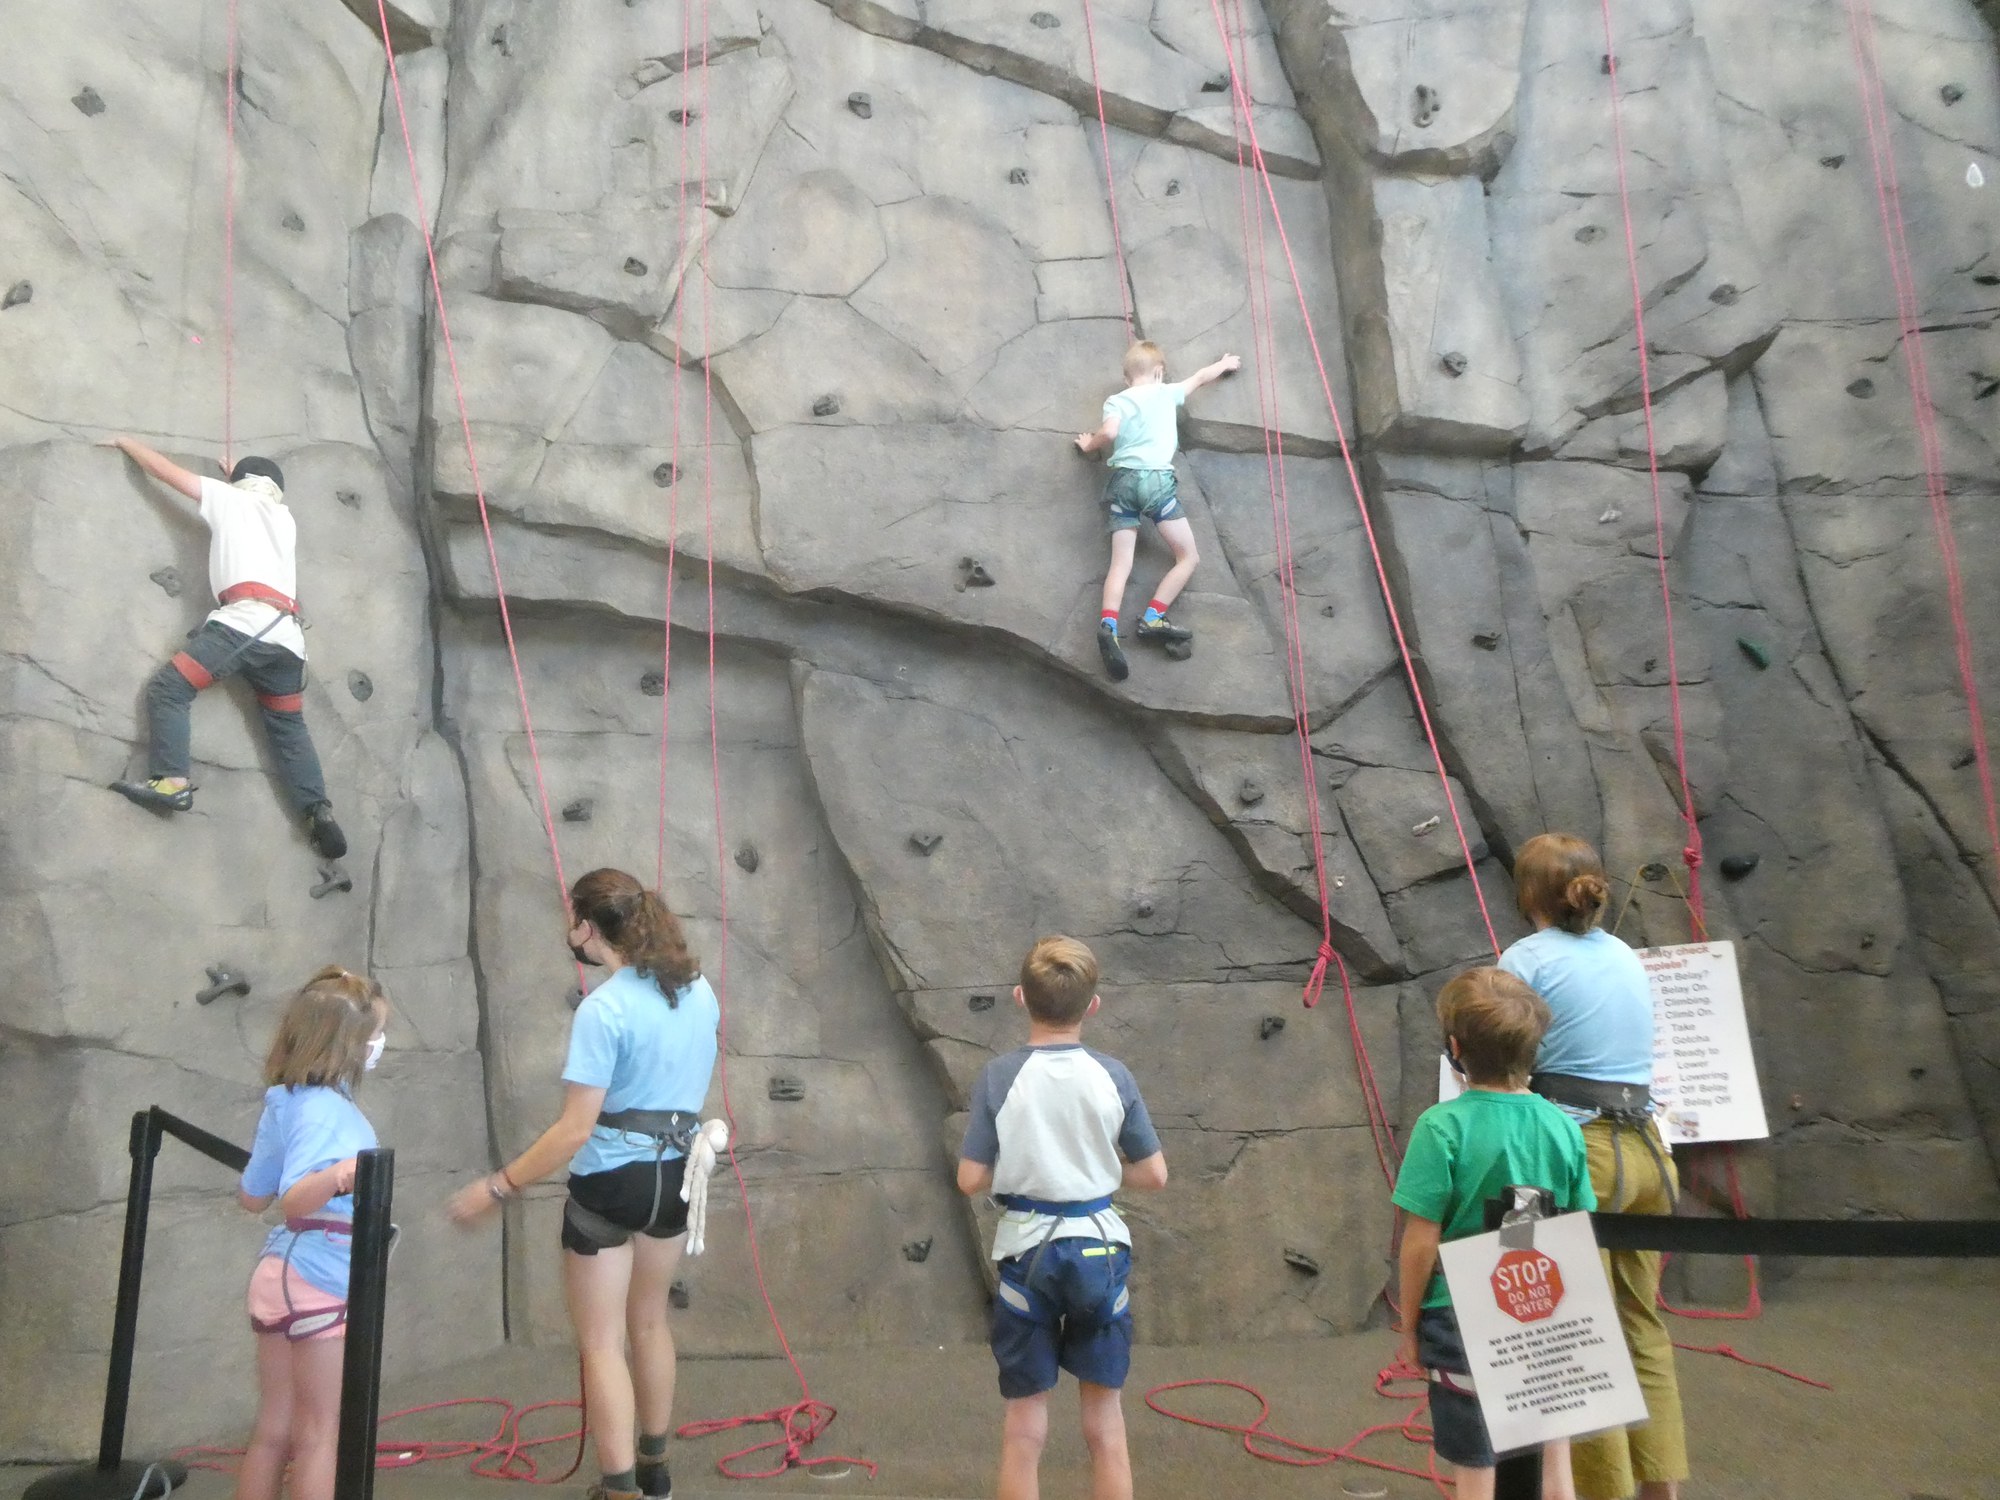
1574, 1116, 1688, 1500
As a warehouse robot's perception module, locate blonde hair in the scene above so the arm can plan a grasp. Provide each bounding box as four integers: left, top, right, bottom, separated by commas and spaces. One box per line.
1122, 340, 1166, 383
570, 868, 701, 999
1436, 968, 1550, 1087
1513, 832, 1612, 935
1020, 936, 1099, 1026
265, 967, 388, 1091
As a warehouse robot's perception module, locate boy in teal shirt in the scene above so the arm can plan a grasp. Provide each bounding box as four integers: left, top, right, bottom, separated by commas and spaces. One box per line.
1074, 340, 1239, 681
1392, 967, 1595, 1500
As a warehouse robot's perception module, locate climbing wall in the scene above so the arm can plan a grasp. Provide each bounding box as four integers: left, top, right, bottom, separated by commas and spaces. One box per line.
4, 0, 1999, 1458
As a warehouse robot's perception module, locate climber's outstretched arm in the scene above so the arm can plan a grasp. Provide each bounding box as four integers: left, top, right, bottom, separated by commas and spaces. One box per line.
109, 436, 204, 503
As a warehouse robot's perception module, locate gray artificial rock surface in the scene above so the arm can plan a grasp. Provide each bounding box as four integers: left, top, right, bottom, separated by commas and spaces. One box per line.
6, 0, 2000, 1463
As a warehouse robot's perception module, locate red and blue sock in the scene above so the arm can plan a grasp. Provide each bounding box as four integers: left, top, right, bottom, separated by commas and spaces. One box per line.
1101, 608, 1119, 635
1142, 598, 1168, 625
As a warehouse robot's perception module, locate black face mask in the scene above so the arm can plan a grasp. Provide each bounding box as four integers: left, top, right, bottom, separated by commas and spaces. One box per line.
1444, 1042, 1468, 1077
569, 943, 603, 968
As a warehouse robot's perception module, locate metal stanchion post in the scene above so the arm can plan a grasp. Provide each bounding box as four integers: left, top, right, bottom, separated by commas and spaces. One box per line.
333, 1148, 395, 1500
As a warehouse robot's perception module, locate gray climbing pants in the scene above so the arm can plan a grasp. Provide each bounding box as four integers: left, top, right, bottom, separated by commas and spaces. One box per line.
147, 621, 328, 816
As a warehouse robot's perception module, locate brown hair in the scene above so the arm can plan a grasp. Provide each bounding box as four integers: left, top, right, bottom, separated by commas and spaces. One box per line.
1020, 936, 1099, 1026
265, 967, 388, 1091
1122, 340, 1166, 383
1513, 832, 1611, 935
1435, 968, 1550, 1087
570, 868, 701, 1000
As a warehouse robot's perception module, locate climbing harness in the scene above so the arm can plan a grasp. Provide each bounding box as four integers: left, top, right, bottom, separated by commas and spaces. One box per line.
1530, 1075, 1677, 1212
992, 1195, 1129, 1331
249, 1212, 400, 1342
562, 1109, 703, 1252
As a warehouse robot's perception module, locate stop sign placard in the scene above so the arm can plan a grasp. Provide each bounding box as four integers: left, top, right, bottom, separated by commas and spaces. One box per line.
1491, 1247, 1564, 1323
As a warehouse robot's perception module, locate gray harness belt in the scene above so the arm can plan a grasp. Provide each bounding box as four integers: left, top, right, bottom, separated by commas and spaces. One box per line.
1530, 1073, 1677, 1211
562, 1109, 702, 1251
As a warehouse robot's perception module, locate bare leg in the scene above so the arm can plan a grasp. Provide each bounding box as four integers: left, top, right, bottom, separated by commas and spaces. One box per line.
1452, 1464, 1497, 1500
1149, 518, 1200, 610
1636, 1484, 1679, 1500
1077, 1382, 1133, 1500
997, 1392, 1050, 1500
626, 1233, 688, 1446
1099, 529, 1138, 618
1543, 1439, 1577, 1500
233, 1333, 295, 1500
565, 1244, 639, 1477
285, 1336, 347, 1500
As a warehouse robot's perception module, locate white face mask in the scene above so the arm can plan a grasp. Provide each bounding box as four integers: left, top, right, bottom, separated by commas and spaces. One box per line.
363, 1032, 386, 1071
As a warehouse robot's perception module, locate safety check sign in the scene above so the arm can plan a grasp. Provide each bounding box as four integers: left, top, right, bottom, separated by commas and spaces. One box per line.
1438, 1212, 1648, 1453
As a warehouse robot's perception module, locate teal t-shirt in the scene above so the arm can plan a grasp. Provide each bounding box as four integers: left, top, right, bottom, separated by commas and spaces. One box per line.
1104, 380, 1188, 470
1391, 1089, 1595, 1308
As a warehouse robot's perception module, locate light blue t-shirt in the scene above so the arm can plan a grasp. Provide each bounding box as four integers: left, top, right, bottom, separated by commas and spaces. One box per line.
1104, 380, 1189, 470
563, 968, 721, 1175
1498, 927, 1655, 1121
241, 1083, 379, 1298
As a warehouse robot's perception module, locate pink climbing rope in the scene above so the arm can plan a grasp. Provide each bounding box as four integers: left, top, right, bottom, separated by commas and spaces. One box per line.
221, 0, 240, 468
1595, 0, 1708, 931
1076, 0, 1135, 336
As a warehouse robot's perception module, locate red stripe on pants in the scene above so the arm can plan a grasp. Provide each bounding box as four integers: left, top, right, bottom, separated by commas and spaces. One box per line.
257, 692, 304, 714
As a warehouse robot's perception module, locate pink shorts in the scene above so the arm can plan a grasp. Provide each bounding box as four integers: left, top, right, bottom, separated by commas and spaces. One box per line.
247, 1256, 346, 1342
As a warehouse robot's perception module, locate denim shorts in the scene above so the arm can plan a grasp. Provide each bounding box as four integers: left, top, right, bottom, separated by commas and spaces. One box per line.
1103, 468, 1183, 532
1420, 1304, 1496, 1467
989, 1239, 1133, 1398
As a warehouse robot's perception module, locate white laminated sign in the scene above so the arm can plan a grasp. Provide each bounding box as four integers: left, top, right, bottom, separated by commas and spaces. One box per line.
1437, 1211, 1648, 1453
1640, 940, 1767, 1145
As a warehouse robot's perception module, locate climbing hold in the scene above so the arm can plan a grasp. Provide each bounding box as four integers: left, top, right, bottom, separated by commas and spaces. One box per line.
72, 87, 106, 117
1600, 53, 1614, 75
1574, 224, 1605, 245
768, 1075, 806, 1103
1411, 814, 1441, 837
1909, 1064, 1926, 1080
1860, 932, 1877, 950
1165, 178, 1182, 196
1238, 776, 1265, 806
959, 557, 996, 588
1709, 283, 1740, 306
1200, 75, 1228, 94
282, 211, 305, 233
969, 993, 995, 1012
1642, 656, 1658, 674
1788, 1092, 1804, 1112
1162, 638, 1194, 662
640, 669, 666, 697
1736, 637, 1770, 670
1470, 630, 1500, 651
1942, 83, 1966, 106
1134, 896, 1156, 919
909, 831, 943, 856
1259, 1015, 1285, 1040
566, 986, 586, 1011
1439, 350, 1469, 377
847, 92, 873, 119
1820, 154, 1845, 170
734, 841, 760, 873
1969, 163, 1987, 189
902, 1237, 934, 1263
652, 460, 679, 487
149, 566, 184, 598
489, 24, 510, 54
1282, 1248, 1321, 1276
668, 1279, 691, 1309
562, 797, 594, 823
2, 281, 31, 311
1846, 377, 1875, 399
669, 107, 697, 126
310, 863, 354, 900
812, 393, 842, 417
623, 256, 648, 277
1640, 861, 1669, 883
1971, 372, 2000, 401
1976, 273, 2000, 286
1412, 84, 1441, 129
1599, 506, 1622, 524
196, 965, 250, 1006
1718, 853, 1760, 881
1007, 167, 1030, 186
347, 670, 374, 702
1320, 603, 1337, 618
336, 489, 361, 509
1953, 747, 1977, 769
1030, 10, 1060, 27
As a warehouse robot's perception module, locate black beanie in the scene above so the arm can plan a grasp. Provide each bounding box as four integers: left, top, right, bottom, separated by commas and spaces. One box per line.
229, 456, 286, 491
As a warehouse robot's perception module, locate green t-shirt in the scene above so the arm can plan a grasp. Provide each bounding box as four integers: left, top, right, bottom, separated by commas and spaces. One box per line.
1391, 1088, 1596, 1308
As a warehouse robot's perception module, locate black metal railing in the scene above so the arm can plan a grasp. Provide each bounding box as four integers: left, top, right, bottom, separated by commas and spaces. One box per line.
25, 1107, 395, 1500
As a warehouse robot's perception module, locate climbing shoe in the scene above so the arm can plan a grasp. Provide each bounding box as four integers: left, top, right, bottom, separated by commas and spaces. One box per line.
582, 1486, 641, 1500
1133, 614, 1194, 644
306, 803, 348, 860
111, 778, 194, 813
1097, 620, 1129, 682
637, 1462, 671, 1500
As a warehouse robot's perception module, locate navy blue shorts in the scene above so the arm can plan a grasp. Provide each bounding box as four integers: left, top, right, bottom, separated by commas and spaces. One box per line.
1103, 468, 1183, 532
1419, 1304, 1495, 1467
990, 1239, 1133, 1398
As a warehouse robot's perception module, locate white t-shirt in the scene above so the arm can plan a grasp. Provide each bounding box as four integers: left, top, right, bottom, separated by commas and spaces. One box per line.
198, 477, 305, 659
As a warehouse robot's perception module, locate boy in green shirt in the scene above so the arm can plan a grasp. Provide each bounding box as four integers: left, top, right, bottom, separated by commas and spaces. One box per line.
1392, 967, 1596, 1500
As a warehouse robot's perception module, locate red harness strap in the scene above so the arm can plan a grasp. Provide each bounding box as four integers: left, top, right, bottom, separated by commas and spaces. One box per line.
171, 652, 215, 690
218, 580, 298, 614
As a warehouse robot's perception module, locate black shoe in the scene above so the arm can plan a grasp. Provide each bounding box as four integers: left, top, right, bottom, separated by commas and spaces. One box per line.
1096, 621, 1129, 682
111, 778, 194, 813
307, 803, 348, 860
1133, 614, 1194, 644
637, 1461, 670, 1500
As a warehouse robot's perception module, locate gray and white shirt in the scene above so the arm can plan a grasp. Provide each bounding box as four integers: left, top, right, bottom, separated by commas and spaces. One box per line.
960, 1043, 1161, 1262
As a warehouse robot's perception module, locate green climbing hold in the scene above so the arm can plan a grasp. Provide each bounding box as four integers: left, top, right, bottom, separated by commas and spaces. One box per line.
1736, 637, 1770, 670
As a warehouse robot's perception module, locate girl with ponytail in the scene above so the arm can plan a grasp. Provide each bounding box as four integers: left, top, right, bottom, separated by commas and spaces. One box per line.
447, 869, 719, 1500
1500, 834, 1687, 1500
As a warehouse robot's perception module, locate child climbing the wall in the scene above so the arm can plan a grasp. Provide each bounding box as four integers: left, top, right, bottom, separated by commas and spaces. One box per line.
1391, 967, 1595, 1500
957, 936, 1168, 1500
1074, 342, 1240, 682
235, 967, 389, 1500
106, 437, 346, 860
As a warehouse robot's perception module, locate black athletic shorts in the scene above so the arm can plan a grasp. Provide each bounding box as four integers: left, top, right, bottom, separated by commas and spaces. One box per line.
561, 1157, 690, 1255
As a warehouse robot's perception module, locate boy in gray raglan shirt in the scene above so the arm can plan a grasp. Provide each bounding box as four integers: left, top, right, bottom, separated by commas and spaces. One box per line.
957, 936, 1168, 1500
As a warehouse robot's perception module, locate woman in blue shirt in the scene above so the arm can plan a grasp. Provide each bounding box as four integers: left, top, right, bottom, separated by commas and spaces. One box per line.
1499, 834, 1686, 1500
449, 869, 720, 1500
